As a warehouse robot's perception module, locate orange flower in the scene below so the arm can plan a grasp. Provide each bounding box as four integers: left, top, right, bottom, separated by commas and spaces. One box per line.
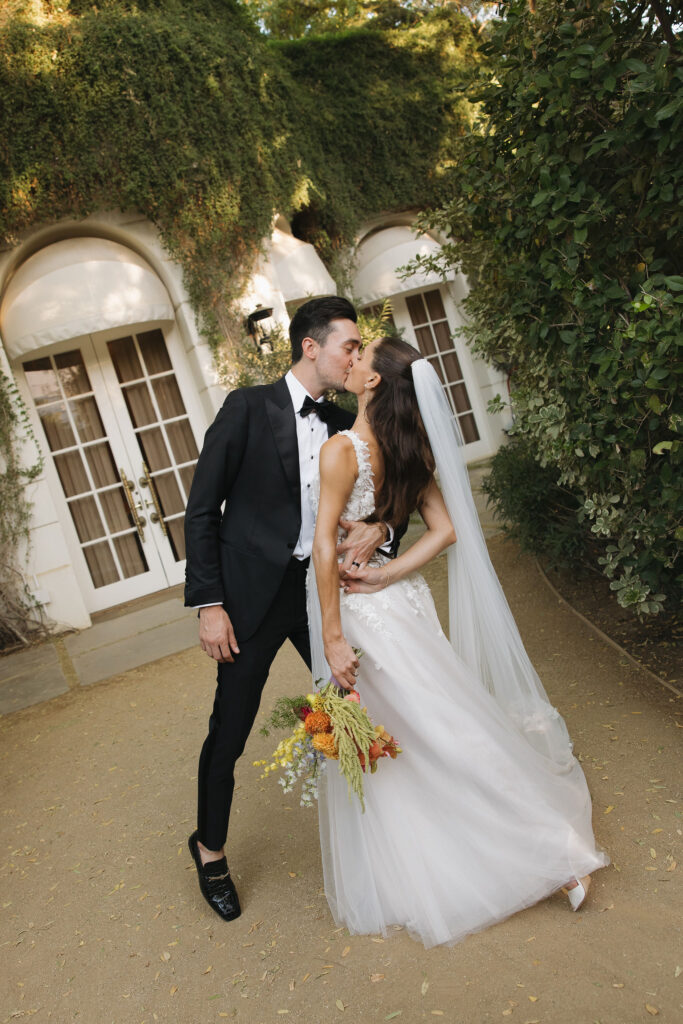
312, 732, 339, 759
304, 710, 332, 735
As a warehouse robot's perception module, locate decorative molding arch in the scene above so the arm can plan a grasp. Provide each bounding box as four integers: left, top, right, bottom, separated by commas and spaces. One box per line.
0, 237, 174, 360
351, 224, 455, 305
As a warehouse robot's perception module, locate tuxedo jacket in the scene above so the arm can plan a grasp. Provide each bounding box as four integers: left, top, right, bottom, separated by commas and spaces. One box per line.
184, 376, 357, 641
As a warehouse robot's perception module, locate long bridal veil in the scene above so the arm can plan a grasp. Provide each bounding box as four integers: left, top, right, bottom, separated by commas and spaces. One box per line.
411, 359, 573, 765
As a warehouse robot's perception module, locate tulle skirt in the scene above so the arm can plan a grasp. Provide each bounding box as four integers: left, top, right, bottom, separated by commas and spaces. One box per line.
317, 573, 609, 948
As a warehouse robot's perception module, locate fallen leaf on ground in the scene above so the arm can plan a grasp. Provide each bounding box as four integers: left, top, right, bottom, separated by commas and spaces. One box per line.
203, 966, 212, 974
604, 805, 614, 814
342, 946, 350, 957
385, 1014, 402, 1021
421, 980, 429, 996
371, 974, 385, 982
336, 999, 345, 1011
645, 1005, 659, 1015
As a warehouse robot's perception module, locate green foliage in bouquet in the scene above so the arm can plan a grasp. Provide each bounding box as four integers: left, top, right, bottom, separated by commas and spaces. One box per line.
410, 0, 682, 616
317, 682, 377, 810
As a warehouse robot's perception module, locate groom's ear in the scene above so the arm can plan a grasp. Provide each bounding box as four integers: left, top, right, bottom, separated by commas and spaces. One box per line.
300, 336, 319, 361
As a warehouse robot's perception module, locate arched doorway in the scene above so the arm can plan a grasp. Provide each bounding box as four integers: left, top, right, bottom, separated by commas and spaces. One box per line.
353, 224, 499, 461
1, 238, 203, 612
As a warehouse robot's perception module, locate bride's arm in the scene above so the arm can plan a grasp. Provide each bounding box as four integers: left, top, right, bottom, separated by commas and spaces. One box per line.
312, 436, 361, 690
343, 477, 456, 594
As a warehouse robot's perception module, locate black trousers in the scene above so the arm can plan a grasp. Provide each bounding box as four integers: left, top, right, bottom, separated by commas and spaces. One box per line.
196, 557, 311, 851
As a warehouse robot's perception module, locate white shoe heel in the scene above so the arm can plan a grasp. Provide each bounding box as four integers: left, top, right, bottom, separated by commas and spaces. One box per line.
563, 874, 591, 911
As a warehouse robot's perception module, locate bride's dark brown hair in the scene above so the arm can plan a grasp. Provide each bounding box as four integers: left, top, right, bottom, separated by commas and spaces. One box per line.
366, 337, 435, 527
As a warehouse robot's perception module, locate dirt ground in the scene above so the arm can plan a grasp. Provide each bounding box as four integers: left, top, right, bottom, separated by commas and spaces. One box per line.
1, 537, 681, 1024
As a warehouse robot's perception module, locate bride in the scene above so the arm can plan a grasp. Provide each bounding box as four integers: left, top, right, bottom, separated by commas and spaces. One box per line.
309, 336, 609, 949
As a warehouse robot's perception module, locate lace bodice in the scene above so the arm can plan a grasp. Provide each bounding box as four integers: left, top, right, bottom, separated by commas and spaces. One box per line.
310, 430, 376, 523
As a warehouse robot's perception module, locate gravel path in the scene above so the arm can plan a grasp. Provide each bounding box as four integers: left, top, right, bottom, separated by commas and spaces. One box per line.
1, 537, 680, 1024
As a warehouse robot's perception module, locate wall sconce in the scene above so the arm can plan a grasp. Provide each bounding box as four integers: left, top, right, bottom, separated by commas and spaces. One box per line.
246, 307, 274, 354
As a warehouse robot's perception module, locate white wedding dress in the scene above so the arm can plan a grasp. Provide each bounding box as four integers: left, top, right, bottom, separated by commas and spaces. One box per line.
308, 430, 609, 949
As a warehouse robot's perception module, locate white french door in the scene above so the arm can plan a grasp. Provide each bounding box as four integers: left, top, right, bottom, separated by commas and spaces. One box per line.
22, 326, 201, 611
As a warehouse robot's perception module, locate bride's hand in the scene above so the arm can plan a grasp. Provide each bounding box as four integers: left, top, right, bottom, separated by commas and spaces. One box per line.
324, 637, 360, 691
342, 565, 390, 595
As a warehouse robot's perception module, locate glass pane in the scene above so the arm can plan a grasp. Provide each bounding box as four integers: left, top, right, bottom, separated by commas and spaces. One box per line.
414, 325, 436, 357
69, 495, 105, 543
166, 419, 198, 464
122, 382, 156, 427
458, 411, 480, 444
83, 540, 119, 588
113, 532, 148, 579
84, 443, 118, 488
24, 358, 60, 405
137, 427, 171, 472
166, 517, 186, 562
179, 463, 196, 496
153, 471, 184, 516
427, 355, 445, 384
406, 294, 427, 326
440, 348, 463, 383
38, 403, 75, 451
108, 336, 142, 383
70, 395, 105, 442
100, 487, 133, 533
138, 329, 172, 375
433, 321, 453, 354
54, 450, 90, 497
424, 289, 446, 321
55, 350, 91, 397
451, 381, 472, 414
152, 376, 185, 419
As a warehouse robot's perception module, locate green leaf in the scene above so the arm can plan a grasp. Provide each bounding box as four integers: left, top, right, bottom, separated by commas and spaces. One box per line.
653, 442, 672, 455
655, 99, 681, 122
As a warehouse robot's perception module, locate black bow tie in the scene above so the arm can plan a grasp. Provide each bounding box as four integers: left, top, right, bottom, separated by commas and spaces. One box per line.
299, 395, 333, 423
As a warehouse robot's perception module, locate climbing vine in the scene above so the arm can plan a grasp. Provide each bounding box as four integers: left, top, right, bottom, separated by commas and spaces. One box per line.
0, 0, 479, 644
0, 367, 46, 648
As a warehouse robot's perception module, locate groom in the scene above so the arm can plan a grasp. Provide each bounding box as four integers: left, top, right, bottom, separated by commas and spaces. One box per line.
184, 296, 395, 921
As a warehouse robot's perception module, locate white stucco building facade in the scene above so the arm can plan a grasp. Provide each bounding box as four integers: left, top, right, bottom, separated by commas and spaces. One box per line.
0, 210, 509, 633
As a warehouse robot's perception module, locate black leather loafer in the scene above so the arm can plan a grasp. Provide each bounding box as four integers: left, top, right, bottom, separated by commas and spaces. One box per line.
188, 831, 241, 921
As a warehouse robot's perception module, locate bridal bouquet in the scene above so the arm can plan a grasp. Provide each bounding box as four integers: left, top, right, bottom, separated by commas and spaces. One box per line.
255, 676, 401, 812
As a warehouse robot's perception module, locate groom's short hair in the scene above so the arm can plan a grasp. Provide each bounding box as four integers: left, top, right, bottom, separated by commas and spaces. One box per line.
289, 296, 357, 363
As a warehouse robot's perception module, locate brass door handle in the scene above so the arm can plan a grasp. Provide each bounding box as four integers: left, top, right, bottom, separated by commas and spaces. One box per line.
120, 468, 146, 541
139, 461, 168, 536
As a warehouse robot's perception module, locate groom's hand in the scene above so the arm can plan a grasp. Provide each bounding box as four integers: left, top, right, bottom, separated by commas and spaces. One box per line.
199, 605, 240, 663
337, 519, 385, 577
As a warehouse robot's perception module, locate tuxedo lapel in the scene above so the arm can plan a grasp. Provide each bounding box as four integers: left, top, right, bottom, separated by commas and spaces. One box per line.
327, 402, 355, 438
265, 377, 300, 503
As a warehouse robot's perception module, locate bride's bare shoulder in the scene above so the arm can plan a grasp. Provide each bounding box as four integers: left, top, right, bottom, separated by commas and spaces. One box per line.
319, 432, 357, 477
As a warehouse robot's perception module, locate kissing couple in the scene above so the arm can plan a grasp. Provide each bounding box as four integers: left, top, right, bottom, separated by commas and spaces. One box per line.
184, 296, 608, 948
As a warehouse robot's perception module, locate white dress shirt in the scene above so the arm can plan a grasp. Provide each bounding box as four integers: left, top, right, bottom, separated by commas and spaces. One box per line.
285, 370, 329, 560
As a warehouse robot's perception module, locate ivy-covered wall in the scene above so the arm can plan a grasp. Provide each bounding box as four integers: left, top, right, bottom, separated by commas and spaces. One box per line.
0, 0, 477, 344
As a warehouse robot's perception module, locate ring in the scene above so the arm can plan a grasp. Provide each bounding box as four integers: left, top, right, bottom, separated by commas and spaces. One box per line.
351, 561, 360, 567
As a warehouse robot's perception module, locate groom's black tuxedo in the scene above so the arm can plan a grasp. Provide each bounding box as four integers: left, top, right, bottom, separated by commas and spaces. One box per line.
184, 376, 354, 640
184, 376, 355, 851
